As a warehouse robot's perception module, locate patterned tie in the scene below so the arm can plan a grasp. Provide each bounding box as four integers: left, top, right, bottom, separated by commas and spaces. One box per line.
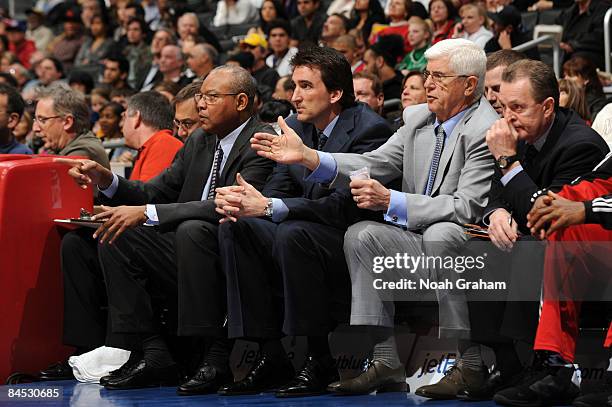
317, 129, 328, 151
425, 125, 446, 196
207, 141, 224, 200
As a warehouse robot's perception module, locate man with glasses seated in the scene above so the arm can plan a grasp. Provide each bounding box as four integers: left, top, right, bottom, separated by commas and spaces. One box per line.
41, 90, 181, 381
173, 81, 202, 141
35, 83, 109, 168
251, 38, 498, 397
54, 65, 275, 391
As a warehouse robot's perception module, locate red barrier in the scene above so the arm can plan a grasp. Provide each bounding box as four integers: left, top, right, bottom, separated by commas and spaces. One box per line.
0, 156, 92, 382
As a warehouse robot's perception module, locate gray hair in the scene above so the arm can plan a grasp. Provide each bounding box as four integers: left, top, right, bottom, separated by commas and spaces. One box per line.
179, 12, 200, 28
127, 91, 174, 131
36, 83, 90, 135
193, 43, 219, 66
209, 65, 256, 107
424, 38, 486, 100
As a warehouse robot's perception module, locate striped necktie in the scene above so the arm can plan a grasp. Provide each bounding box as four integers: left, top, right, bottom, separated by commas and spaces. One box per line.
207, 141, 224, 200
317, 129, 328, 151
425, 125, 445, 196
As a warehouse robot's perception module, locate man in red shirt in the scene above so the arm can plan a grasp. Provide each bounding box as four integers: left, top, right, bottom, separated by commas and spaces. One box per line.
6, 19, 36, 69
123, 91, 183, 181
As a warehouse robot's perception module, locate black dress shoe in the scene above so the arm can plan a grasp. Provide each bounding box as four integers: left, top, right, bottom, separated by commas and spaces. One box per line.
573, 390, 612, 407
177, 362, 232, 396
39, 360, 74, 381
218, 355, 294, 396
99, 352, 143, 386
104, 359, 179, 390
275, 355, 339, 398
494, 365, 579, 407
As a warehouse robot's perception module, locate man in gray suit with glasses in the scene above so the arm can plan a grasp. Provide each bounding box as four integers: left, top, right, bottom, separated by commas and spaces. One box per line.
251, 38, 498, 398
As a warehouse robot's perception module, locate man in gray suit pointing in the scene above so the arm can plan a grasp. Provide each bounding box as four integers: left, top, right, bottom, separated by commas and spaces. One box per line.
249, 39, 498, 398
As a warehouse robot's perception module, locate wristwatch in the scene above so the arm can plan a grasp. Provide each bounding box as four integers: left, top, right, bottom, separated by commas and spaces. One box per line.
496, 154, 520, 169
264, 198, 274, 218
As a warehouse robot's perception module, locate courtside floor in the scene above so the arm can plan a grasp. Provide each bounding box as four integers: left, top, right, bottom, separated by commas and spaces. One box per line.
0, 380, 503, 407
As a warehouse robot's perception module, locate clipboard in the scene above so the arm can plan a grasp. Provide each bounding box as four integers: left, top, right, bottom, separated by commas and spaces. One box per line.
54, 218, 107, 228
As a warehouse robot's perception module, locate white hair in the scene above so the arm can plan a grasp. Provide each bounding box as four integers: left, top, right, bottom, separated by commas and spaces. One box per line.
178, 12, 200, 28
424, 38, 487, 100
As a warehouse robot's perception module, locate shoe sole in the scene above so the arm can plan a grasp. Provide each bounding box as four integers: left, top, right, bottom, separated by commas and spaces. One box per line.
414, 389, 458, 400
330, 382, 408, 396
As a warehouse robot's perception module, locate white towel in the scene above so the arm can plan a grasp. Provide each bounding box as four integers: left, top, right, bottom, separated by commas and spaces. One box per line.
68, 346, 131, 383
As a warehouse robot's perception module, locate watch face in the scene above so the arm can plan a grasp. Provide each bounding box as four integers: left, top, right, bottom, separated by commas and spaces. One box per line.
498, 157, 508, 168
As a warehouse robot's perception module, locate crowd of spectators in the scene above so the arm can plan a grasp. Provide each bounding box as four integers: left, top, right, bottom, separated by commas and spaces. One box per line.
1, 0, 612, 406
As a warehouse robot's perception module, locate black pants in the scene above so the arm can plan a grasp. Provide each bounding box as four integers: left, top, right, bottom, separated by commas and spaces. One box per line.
218, 218, 351, 339
468, 235, 545, 345
98, 220, 226, 339
61, 229, 136, 349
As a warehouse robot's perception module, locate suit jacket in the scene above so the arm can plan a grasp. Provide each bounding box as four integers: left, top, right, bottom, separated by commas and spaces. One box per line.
329, 97, 498, 230
263, 103, 392, 229
485, 108, 610, 233
101, 117, 275, 232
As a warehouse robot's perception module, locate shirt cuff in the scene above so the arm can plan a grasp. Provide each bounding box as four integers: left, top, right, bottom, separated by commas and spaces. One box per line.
271, 198, 289, 223
98, 173, 119, 198
500, 164, 523, 186
145, 204, 160, 225
305, 151, 337, 183
383, 189, 408, 227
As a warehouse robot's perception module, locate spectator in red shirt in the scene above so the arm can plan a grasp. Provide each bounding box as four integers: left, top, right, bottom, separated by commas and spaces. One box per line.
5, 19, 36, 68
122, 91, 183, 181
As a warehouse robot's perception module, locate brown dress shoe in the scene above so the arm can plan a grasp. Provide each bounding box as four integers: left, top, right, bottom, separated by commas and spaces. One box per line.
327, 360, 408, 395
415, 363, 487, 400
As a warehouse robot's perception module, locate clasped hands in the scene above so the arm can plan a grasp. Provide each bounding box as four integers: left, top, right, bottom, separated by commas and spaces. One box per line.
527, 191, 585, 239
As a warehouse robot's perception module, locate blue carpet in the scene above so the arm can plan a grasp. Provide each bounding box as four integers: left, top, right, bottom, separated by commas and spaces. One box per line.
0, 380, 499, 407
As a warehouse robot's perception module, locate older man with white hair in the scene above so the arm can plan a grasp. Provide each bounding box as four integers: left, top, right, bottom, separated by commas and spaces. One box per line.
250, 38, 498, 396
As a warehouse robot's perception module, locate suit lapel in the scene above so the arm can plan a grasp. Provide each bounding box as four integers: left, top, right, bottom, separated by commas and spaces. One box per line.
220, 118, 256, 183
414, 122, 436, 194
323, 110, 355, 153
191, 131, 216, 200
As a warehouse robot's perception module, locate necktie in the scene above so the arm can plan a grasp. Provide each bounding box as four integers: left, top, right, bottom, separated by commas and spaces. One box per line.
425, 125, 445, 196
523, 144, 538, 168
317, 129, 328, 151
207, 141, 224, 200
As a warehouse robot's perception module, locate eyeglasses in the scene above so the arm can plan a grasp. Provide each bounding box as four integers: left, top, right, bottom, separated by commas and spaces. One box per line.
422, 70, 470, 85
173, 118, 198, 131
34, 115, 63, 125
194, 92, 240, 105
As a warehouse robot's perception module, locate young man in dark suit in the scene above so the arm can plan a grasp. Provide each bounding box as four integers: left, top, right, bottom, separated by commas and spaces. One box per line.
56, 65, 275, 391
462, 59, 609, 401
214, 45, 393, 397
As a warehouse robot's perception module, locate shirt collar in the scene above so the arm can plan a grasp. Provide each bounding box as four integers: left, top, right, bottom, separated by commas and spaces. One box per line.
319, 115, 340, 138
219, 118, 250, 156
531, 117, 554, 151
139, 129, 174, 152
434, 108, 468, 137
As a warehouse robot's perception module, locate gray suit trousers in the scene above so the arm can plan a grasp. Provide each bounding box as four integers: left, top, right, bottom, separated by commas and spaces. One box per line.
344, 220, 470, 339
